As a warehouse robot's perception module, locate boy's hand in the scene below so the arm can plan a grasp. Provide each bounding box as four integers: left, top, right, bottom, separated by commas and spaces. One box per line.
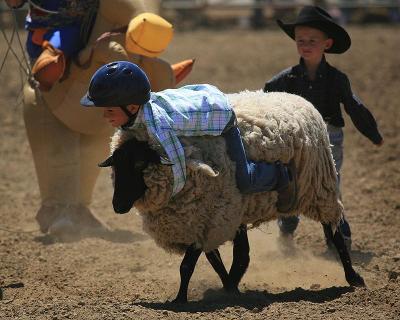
5, 0, 26, 9
375, 139, 384, 147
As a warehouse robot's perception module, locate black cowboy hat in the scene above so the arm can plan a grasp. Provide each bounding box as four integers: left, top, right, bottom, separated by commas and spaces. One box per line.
277, 6, 351, 54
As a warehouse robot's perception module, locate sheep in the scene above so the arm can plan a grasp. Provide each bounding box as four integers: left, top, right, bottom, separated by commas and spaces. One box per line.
100, 91, 365, 302
99, 137, 243, 301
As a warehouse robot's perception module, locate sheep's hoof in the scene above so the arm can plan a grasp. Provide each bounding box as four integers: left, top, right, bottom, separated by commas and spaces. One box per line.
225, 285, 241, 296
346, 272, 366, 287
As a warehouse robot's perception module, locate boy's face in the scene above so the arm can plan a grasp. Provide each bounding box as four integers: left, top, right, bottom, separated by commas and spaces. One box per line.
294, 26, 333, 64
102, 105, 140, 127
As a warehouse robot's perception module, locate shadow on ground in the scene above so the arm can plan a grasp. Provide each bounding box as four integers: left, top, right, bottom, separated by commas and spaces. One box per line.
133, 286, 355, 313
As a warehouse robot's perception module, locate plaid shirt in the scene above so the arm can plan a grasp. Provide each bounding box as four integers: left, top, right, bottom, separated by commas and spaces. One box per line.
127, 84, 233, 196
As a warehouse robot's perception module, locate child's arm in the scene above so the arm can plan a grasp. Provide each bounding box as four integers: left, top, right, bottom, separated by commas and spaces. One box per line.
340, 74, 383, 145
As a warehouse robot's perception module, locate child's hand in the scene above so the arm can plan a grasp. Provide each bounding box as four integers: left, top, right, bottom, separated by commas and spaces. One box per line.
375, 139, 384, 147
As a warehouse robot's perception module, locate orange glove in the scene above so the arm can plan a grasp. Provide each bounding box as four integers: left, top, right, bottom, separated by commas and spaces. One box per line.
172, 59, 195, 85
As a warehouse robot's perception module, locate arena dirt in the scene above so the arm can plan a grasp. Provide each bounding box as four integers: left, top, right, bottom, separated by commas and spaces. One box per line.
1, 25, 399, 319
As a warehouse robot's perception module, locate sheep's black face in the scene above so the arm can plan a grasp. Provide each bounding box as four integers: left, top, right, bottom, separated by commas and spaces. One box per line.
98, 138, 161, 214
112, 152, 145, 213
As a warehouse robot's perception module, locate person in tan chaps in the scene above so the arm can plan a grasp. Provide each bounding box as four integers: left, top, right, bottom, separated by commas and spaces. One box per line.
13, 0, 187, 239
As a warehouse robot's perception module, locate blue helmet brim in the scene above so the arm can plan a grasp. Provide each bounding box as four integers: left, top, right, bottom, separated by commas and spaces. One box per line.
80, 92, 96, 107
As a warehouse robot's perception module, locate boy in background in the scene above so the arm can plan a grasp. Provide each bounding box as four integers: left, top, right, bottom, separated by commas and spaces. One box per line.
264, 6, 384, 248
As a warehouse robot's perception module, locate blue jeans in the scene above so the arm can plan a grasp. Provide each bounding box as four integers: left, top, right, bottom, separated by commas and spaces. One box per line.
278, 125, 351, 238
222, 123, 288, 194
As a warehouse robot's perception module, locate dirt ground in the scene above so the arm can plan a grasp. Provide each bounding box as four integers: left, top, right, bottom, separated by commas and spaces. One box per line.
1, 25, 399, 319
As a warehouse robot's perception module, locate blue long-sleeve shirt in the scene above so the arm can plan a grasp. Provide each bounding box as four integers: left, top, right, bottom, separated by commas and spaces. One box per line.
264, 56, 383, 144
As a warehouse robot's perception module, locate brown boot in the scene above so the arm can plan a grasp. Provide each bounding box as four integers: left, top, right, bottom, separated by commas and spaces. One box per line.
276, 159, 298, 213
47, 205, 109, 241
36, 204, 62, 233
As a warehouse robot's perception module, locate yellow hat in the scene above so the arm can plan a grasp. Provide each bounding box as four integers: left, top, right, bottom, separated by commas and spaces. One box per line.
125, 12, 174, 58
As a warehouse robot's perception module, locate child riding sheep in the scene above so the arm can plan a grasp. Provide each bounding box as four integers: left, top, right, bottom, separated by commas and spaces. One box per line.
80, 61, 298, 212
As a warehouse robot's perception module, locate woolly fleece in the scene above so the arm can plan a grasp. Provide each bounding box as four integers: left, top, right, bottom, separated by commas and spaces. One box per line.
110, 91, 343, 254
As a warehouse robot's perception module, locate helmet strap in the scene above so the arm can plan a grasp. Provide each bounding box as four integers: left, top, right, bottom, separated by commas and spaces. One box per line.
120, 106, 139, 129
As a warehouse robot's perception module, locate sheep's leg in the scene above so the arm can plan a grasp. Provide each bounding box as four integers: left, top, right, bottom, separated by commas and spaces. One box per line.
172, 244, 202, 303
228, 224, 250, 291
323, 223, 365, 287
205, 249, 234, 292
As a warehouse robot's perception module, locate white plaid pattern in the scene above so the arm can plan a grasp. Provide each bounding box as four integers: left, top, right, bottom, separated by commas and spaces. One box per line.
127, 84, 233, 196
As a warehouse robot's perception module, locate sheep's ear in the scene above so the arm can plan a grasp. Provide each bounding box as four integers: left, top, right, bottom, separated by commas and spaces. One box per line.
98, 156, 114, 167
160, 156, 173, 166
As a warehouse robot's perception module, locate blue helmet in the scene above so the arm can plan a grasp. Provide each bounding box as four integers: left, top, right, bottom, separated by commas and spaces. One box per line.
80, 61, 151, 107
